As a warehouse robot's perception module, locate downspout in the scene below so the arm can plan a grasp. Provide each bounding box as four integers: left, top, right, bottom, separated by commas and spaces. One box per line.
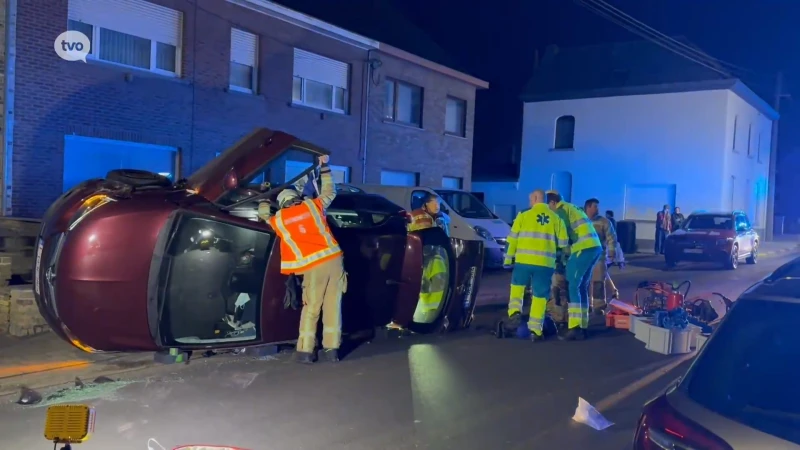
360, 50, 374, 183
2, 0, 17, 216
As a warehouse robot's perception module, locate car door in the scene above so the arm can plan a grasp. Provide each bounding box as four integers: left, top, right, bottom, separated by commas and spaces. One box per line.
181, 128, 330, 347
734, 214, 751, 254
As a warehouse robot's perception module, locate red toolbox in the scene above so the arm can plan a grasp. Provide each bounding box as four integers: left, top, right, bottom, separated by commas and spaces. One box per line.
606, 310, 631, 329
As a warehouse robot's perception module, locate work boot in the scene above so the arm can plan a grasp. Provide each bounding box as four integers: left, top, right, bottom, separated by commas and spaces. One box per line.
294, 351, 316, 364
321, 348, 340, 363
559, 327, 588, 341
530, 332, 546, 343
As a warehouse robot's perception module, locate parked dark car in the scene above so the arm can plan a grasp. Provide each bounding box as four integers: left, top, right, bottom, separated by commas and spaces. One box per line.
663, 211, 759, 270
34, 128, 484, 353
633, 256, 800, 449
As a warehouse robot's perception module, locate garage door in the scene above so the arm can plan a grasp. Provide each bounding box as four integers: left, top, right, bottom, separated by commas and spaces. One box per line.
63, 135, 177, 192
624, 184, 677, 221
381, 170, 418, 186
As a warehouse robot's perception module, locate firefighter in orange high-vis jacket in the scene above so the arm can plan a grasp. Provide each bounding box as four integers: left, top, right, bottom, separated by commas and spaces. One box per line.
257, 154, 347, 365
408, 193, 450, 236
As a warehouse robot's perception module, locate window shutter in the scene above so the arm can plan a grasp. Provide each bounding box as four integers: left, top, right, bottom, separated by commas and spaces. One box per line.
293, 48, 349, 89
231, 28, 257, 66
68, 0, 182, 46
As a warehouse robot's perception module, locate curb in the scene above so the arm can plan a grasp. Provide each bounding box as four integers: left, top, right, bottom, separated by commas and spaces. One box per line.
0, 355, 156, 400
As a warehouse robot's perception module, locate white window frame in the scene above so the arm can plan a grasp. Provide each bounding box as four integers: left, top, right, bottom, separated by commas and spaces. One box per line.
444, 97, 467, 137
385, 78, 424, 128
292, 48, 349, 114
67, 0, 183, 77
229, 28, 258, 94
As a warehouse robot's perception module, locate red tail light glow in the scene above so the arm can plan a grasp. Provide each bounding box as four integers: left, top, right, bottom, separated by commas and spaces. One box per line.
634, 395, 732, 450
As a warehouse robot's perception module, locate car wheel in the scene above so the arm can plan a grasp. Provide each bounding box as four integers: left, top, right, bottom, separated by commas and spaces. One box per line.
746, 242, 758, 264
725, 244, 739, 270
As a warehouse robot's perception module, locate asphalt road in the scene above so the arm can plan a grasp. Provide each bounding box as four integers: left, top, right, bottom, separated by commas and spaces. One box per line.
0, 253, 794, 450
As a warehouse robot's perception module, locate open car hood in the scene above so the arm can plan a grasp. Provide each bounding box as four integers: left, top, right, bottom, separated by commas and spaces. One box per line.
186, 128, 329, 204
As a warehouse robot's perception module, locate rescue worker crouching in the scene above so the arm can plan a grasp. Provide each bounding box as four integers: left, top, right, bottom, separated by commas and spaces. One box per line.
501, 190, 569, 341
584, 198, 619, 313
547, 191, 603, 341
257, 155, 347, 364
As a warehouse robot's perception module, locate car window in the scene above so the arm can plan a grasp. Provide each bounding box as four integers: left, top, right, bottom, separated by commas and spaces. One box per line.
216, 148, 317, 207
327, 194, 405, 230
684, 214, 733, 230
435, 190, 495, 219
735, 214, 751, 230
684, 299, 800, 444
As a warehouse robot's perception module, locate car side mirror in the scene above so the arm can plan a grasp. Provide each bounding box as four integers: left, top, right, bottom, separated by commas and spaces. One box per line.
222, 168, 239, 191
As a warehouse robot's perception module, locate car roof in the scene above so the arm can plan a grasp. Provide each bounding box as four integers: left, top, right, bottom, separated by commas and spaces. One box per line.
737, 254, 800, 303
688, 210, 747, 216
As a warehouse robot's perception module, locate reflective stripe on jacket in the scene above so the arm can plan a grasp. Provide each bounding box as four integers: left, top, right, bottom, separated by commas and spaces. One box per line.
414, 252, 448, 323
420, 253, 447, 311
270, 197, 341, 274
408, 208, 434, 232
506, 203, 569, 268
556, 201, 601, 254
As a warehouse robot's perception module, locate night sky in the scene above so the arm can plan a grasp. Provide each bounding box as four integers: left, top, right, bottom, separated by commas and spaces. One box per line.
392, 0, 799, 178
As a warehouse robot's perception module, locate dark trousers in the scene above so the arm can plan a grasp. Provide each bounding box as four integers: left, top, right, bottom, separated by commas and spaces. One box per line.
654, 229, 667, 254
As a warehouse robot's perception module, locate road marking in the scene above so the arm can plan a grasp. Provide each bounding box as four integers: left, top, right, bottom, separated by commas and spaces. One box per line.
593, 351, 696, 412
0, 360, 90, 379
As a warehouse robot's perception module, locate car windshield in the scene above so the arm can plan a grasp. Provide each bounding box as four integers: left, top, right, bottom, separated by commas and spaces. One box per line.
684, 298, 800, 444
216, 148, 318, 207
327, 194, 405, 229
683, 214, 733, 230
435, 190, 494, 219
157, 214, 274, 345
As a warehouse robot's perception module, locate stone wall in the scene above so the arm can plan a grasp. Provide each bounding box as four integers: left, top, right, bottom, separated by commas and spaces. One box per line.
0, 253, 48, 337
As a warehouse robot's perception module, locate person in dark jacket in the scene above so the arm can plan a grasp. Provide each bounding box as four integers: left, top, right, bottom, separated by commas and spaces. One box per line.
655, 205, 672, 254
671, 207, 686, 231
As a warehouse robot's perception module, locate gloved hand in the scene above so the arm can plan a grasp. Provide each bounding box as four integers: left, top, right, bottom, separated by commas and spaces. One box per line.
503, 258, 514, 269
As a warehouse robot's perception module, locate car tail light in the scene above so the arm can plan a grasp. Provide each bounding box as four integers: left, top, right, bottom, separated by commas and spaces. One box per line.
68, 194, 116, 231
634, 395, 732, 450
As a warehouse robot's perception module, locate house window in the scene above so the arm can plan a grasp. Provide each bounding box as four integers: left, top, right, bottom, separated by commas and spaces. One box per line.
554, 115, 575, 149
385, 79, 423, 127
445, 97, 466, 137
67, 0, 182, 76
732, 115, 738, 151
230, 28, 258, 93
380, 170, 419, 187
747, 124, 753, 157
292, 48, 349, 113
442, 176, 463, 189
63, 135, 178, 192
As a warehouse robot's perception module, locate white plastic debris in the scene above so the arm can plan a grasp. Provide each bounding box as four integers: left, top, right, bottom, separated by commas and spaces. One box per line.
234, 293, 250, 308
572, 397, 614, 430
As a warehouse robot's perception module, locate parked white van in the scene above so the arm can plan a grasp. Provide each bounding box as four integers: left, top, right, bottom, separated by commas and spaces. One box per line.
345, 184, 511, 268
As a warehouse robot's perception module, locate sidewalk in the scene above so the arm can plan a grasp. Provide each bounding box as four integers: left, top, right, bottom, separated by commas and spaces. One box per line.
0, 333, 153, 398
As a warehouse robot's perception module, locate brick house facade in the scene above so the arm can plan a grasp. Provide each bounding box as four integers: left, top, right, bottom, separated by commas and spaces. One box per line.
0, 0, 487, 218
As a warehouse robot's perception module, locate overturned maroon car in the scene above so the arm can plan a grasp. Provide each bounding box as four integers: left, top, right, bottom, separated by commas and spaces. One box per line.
34, 128, 484, 353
